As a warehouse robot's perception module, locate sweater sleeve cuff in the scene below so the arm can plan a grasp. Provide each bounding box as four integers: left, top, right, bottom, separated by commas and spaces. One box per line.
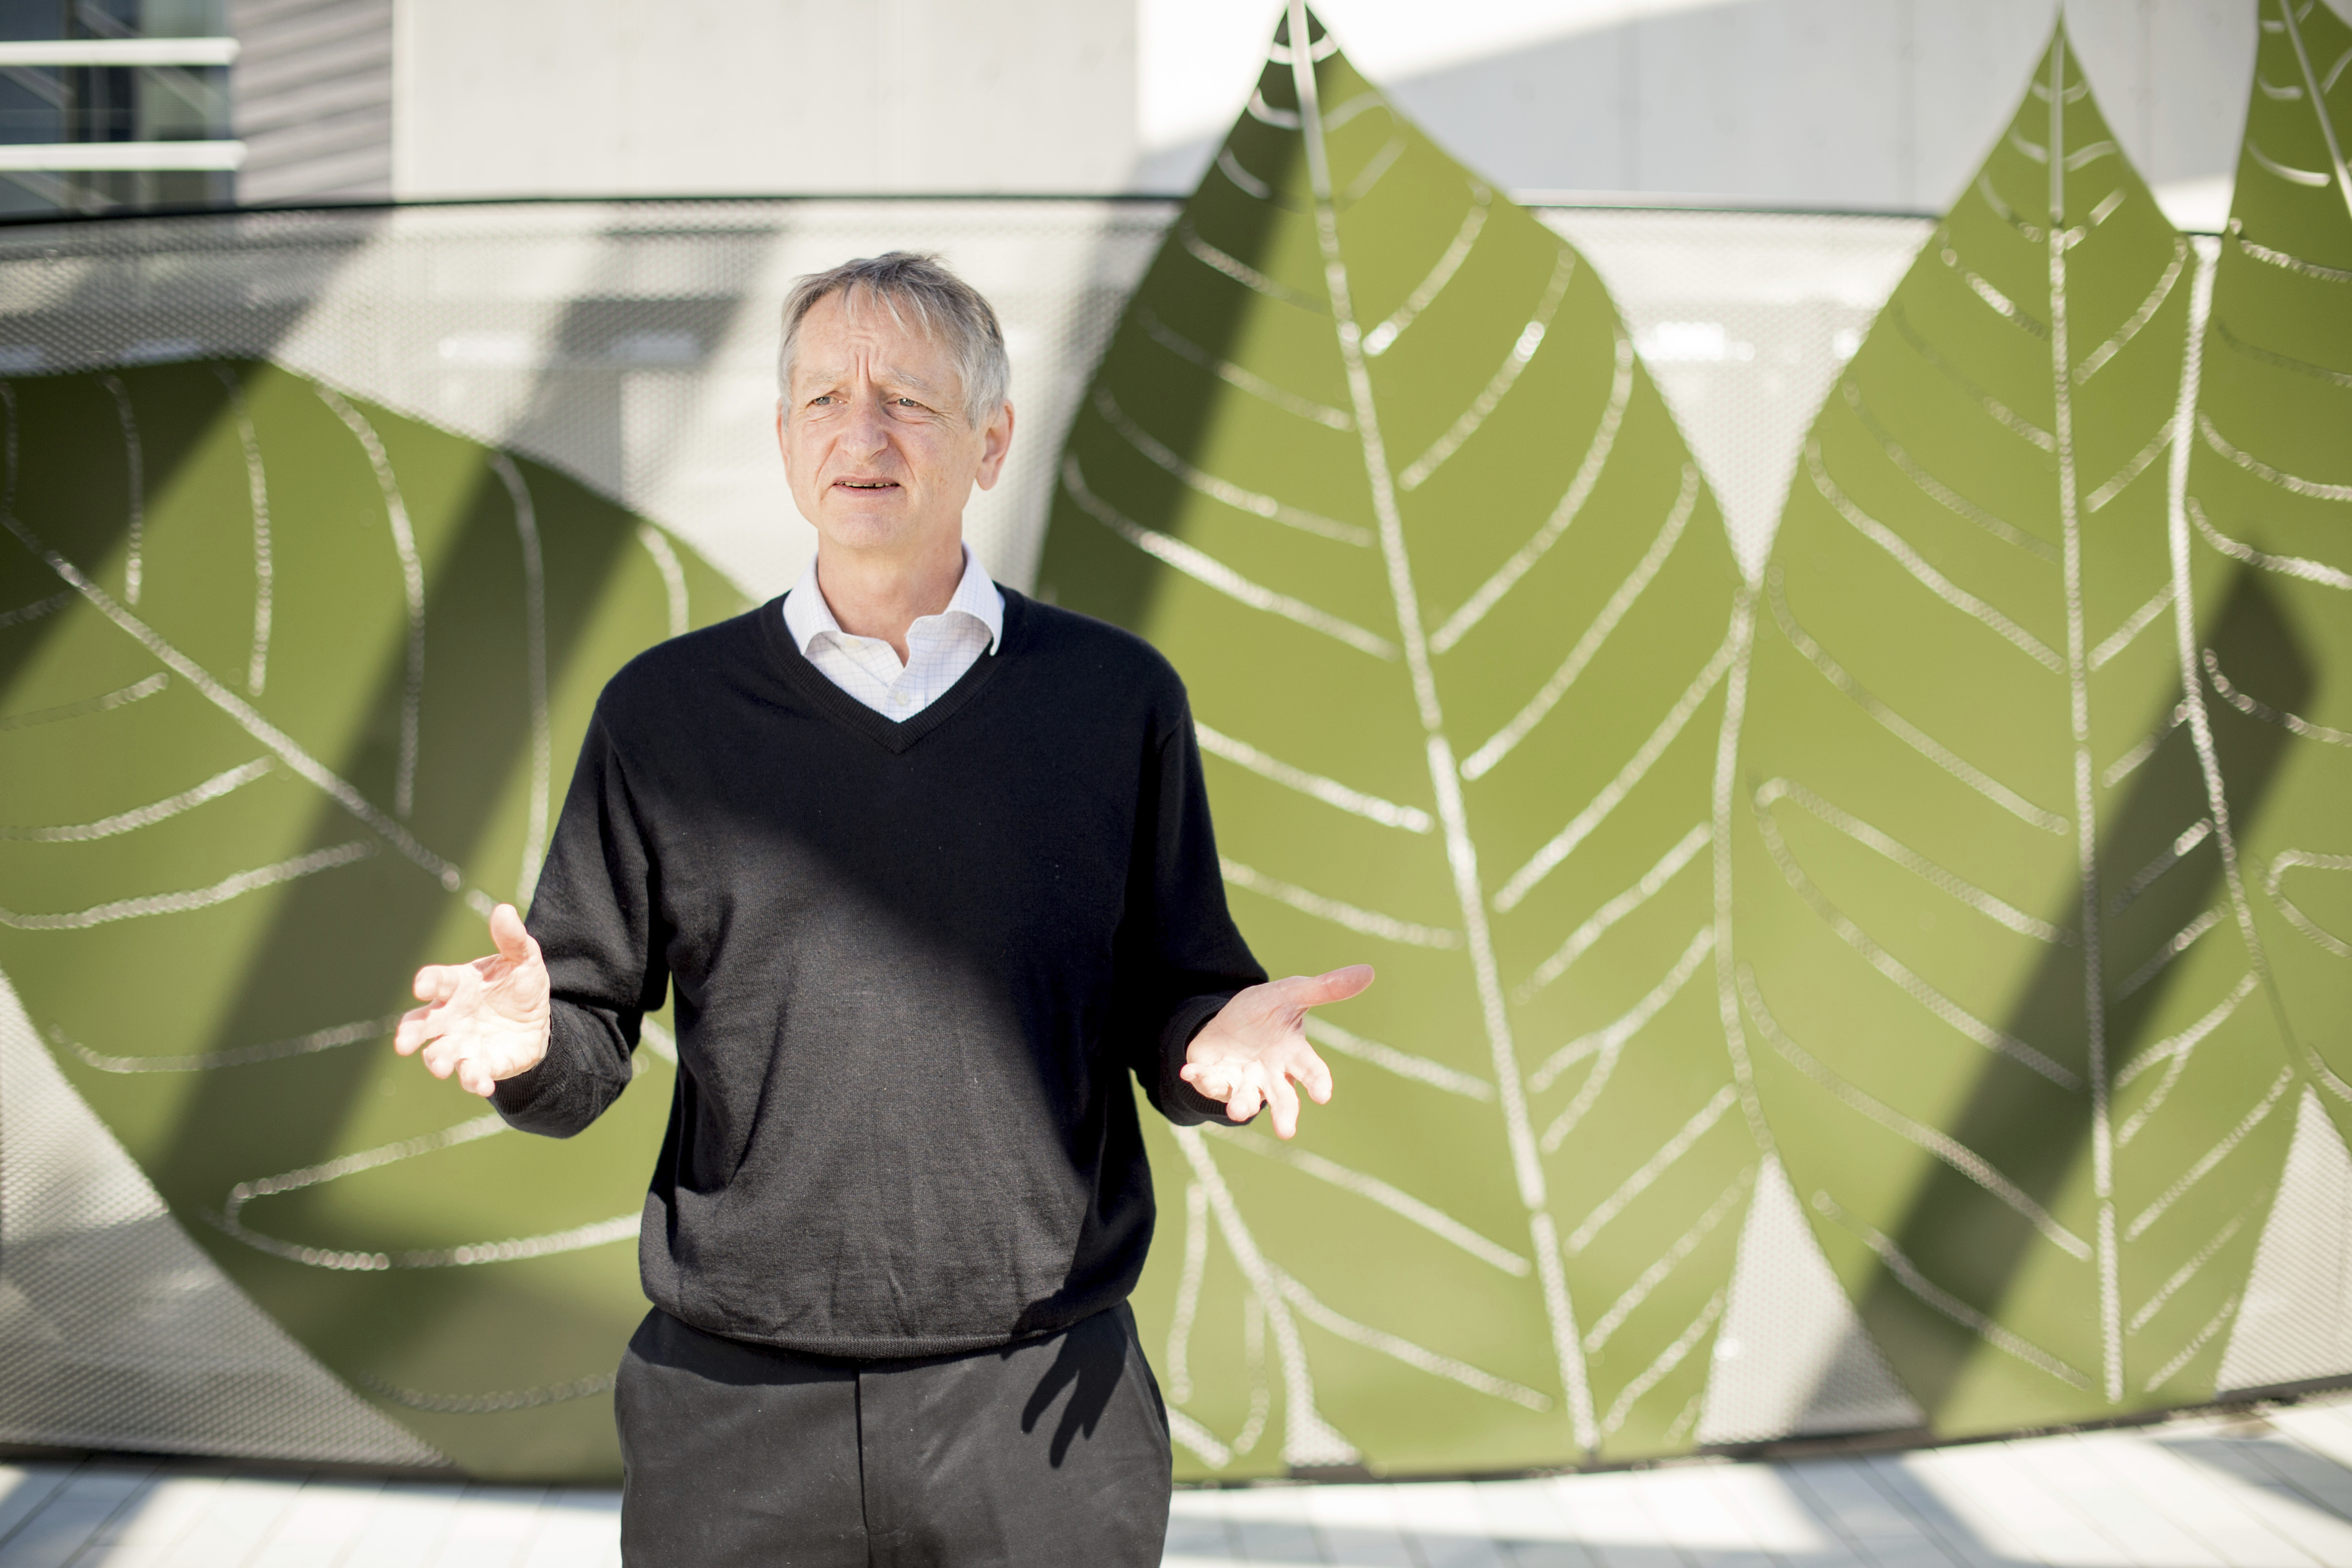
1160, 991, 1255, 1126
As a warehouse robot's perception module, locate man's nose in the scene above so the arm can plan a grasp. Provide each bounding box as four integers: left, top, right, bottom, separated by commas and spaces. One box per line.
841, 392, 893, 455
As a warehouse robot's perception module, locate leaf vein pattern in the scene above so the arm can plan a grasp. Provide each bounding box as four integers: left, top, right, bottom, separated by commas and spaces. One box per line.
1758, 778, 2068, 944
1195, 720, 1431, 832
1813, 1191, 2093, 1388
2100, 699, 2190, 790
1582, 1171, 1751, 1353
1431, 337, 1640, 656
2199, 410, 2352, 501
2266, 852, 2352, 957
1598, 1290, 1725, 1438
0, 670, 167, 731
1533, 927, 1714, 1119
493, 454, 551, 904
0, 757, 273, 841
2123, 1069, 2293, 1241
1283, 11, 1585, 1442
1563, 1084, 1737, 1256
2187, 497, 2351, 589
1221, 855, 1459, 948
1738, 966, 2090, 1257
58, 1012, 400, 1074
0, 588, 68, 626
1361, 186, 1490, 357
1768, 573, 2068, 833
2111, 818, 2212, 916
0, 840, 374, 930
214, 1113, 642, 1270
1172, 1123, 1356, 1464
0, 492, 466, 889
2090, 584, 2176, 669
215, 365, 271, 693
1517, 823, 1711, 1002
2116, 974, 2255, 1149
99, 372, 142, 605
1750, 788, 2083, 1089
2211, 315, 2352, 387
1841, 383, 2058, 560
2141, 1298, 2237, 1392
1461, 463, 1698, 778
1179, 219, 1325, 311
636, 525, 690, 639
1061, 456, 1396, 658
1094, 386, 1370, 545
1303, 1014, 1492, 1099
1491, 621, 1733, 911
1809, 442, 2062, 668
2205, 648, 2352, 745
2116, 972, 2258, 1090
2075, 236, 2188, 382
1888, 303, 2055, 448
2085, 419, 2178, 512
316, 385, 426, 820
1274, 1270, 1550, 1410
1933, 238, 2052, 339
1140, 308, 1352, 429
2128, 1203, 2256, 1335
1397, 249, 1576, 491
1220, 1131, 1529, 1274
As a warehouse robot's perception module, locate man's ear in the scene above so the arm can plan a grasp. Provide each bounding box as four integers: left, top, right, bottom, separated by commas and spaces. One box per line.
973, 401, 1016, 492
774, 399, 791, 476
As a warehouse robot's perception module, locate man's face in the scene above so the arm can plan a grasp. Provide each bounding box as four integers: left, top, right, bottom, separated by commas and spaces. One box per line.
776, 291, 1013, 557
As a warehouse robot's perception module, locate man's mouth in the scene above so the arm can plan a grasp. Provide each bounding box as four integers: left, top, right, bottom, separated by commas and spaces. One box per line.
836, 479, 900, 490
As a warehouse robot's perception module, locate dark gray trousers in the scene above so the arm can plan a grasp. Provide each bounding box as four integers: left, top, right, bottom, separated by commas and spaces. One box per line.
614, 1303, 1172, 1567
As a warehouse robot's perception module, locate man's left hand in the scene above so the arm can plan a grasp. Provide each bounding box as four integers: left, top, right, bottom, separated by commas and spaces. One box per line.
1180, 966, 1374, 1138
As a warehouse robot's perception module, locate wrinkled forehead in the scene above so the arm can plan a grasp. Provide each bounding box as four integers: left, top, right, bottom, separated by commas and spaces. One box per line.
793, 285, 960, 381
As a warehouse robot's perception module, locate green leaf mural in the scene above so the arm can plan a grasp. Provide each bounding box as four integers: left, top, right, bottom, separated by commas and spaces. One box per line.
2187, 0, 2352, 1139
1037, 6, 1751, 1474
0, 359, 746, 1478
1728, 24, 2321, 1437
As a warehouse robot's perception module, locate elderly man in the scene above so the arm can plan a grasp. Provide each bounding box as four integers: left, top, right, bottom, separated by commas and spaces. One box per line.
395, 252, 1371, 1566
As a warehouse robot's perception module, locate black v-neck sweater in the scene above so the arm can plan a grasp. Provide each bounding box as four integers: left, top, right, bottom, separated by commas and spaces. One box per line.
495, 589, 1265, 1357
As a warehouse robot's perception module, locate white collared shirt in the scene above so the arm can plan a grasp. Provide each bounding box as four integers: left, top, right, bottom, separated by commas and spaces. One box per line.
782, 546, 1004, 720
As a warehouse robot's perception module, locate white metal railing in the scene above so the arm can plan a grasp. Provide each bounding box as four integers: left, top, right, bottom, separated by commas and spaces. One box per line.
0, 37, 238, 68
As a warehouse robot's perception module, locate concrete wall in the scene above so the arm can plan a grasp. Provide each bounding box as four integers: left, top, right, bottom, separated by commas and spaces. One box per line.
1138, 0, 2281, 227
388, 0, 1137, 200
234, 2, 2336, 224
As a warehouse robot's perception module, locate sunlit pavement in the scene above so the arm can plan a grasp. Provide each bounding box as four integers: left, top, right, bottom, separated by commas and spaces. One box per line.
4, 1393, 2350, 1566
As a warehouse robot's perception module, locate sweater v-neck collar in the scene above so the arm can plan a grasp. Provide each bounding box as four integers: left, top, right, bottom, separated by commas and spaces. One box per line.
759, 588, 1024, 755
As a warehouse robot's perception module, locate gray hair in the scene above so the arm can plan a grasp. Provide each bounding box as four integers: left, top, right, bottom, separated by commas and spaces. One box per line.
775, 252, 1010, 427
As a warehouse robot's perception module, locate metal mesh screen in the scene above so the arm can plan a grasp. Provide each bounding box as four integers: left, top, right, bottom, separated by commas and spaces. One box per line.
4, 197, 2339, 1469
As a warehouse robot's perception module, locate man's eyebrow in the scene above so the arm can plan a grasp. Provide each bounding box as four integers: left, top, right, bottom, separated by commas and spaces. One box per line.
793, 365, 940, 394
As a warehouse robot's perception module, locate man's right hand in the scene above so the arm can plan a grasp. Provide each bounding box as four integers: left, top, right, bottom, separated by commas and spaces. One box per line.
394, 902, 552, 1098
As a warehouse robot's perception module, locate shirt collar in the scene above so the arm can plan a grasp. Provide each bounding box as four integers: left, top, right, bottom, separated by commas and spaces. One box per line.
783, 545, 1003, 656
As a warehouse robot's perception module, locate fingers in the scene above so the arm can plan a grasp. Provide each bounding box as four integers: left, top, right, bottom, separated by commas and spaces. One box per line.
1280, 964, 1376, 1009
456, 1057, 499, 1098
1265, 1064, 1302, 1139
488, 902, 537, 967
393, 1003, 444, 1056
1293, 1043, 1334, 1105
411, 963, 470, 1004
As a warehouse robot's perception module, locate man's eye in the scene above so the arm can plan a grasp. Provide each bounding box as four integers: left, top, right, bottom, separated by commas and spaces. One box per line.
895, 397, 921, 408
809, 395, 834, 406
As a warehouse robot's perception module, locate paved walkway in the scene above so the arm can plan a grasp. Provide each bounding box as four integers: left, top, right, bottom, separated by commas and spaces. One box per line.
4, 1394, 2350, 1566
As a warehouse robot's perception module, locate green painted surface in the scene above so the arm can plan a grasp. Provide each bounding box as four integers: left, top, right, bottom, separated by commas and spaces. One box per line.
0, 360, 746, 1479
1037, 9, 1750, 1476
1728, 25, 2322, 1439
2188, 0, 2352, 1141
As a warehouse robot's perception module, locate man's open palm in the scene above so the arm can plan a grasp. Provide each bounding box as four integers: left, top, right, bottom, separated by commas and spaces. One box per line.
1179, 965, 1372, 1138
395, 902, 551, 1097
